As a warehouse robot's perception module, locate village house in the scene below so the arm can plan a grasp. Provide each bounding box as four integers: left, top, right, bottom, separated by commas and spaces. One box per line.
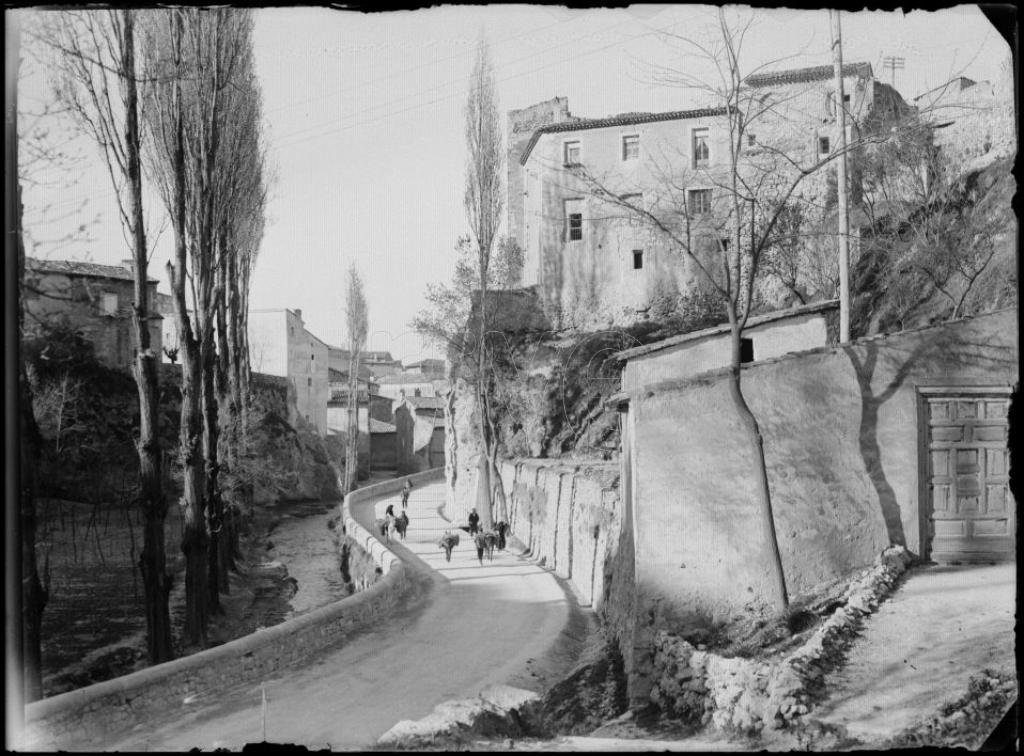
247, 308, 329, 435
23, 258, 163, 371
326, 363, 393, 475
404, 357, 447, 379
507, 63, 910, 328
375, 370, 446, 403
394, 393, 446, 474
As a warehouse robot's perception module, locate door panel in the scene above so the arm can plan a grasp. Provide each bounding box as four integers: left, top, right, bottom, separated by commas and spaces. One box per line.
926, 392, 1014, 563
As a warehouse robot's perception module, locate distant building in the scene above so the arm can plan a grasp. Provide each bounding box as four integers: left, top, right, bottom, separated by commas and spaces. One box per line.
361, 350, 403, 379
23, 257, 163, 371
248, 308, 329, 435
913, 75, 1016, 175
394, 394, 446, 474
404, 358, 447, 379
375, 371, 445, 402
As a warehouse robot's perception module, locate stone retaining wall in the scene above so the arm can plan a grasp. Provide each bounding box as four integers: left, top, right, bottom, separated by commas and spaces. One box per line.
20, 469, 442, 750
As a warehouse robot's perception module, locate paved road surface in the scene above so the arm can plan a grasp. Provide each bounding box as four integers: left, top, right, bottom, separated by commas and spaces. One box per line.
92, 481, 573, 751
811, 563, 1016, 741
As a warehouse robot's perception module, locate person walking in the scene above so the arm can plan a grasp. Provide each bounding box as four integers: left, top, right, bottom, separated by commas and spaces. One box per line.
401, 480, 413, 509
468, 507, 480, 535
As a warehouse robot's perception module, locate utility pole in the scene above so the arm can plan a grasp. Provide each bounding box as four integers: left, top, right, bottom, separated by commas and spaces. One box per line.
831, 9, 851, 343
882, 55, 905, 88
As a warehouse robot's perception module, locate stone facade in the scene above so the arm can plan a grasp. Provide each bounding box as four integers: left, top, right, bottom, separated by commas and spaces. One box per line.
509, 64, 910, 328
618, 308, 1017, 696
914, 74, 1017, 177
395, 395, 445, 474
248, 308, 329, 435
24, 258, 163, 371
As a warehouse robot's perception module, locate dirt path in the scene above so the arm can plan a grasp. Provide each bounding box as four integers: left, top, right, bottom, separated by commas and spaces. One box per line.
91, 481, 579, 751
809, 563, 1016, 742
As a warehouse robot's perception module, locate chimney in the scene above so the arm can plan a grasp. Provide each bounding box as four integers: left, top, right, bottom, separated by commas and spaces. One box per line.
294, 308, 302, 321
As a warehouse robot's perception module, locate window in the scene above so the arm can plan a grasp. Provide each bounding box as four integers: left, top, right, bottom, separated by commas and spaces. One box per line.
414, 388, 422, 397
565, 199, 584, 241
632, 250, 643, 270
692, 128, 710, 168
747, 134, 757, 147
308, 377, 313, 387
563, 140, 581, 166
818, 136, 831, 154
843, 93, 850, 103
101, 292, 118, 315
687, 188, 712, 215
311, 353, 315, 361
740, 338, 754, 364
720, 237, 731, 252
622, 134, 639, 161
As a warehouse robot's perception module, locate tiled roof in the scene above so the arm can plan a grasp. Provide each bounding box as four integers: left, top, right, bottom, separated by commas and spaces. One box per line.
519, 107, 728, 165
369, 418, 396, 434
613, 299, 840, 361
519, 62, 873, 165
26, 257, 158, 284
404, 395, 446, 411
744, 62, 871, 88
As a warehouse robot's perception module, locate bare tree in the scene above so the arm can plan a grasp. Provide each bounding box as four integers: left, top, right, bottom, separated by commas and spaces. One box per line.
142, 7, 259, 642
343, 265, 369, 494
411, 234, 524, 522
463, 34, 505, 531
564, 10, 895, 611
40, 8, 173, 662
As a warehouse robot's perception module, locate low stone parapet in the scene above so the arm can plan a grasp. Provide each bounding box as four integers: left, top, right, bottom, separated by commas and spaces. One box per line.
20, 469, 443, 750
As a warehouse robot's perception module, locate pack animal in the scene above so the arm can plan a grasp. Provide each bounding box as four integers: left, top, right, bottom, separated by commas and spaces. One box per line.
494, 521, 509, 550
393, 511, 409, 541
438, 531, 460, 562
474, 531, 497, 565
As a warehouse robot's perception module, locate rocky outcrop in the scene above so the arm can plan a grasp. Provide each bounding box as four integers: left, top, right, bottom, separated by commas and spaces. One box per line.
650, 546, 913, 735
377, 685, 541, 749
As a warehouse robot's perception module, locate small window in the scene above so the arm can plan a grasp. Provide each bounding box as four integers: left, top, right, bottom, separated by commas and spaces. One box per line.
414, 388, 422, 397
818, 136, 830, 154
692, 128, 710, 168
687, 189, 712, 215
311, 353, 315, 361
720, 237, 731, 252
622, 134, 639, 161
307, 377, 312, 387
740, 337, 754, 364
843, 93, 850, 103
290, 326, 295, 336
747, 134, 756, 147
564, 140, 581, 166
565, 199, 584, 242
632, 250, 643, 270
101, 292, 118, 315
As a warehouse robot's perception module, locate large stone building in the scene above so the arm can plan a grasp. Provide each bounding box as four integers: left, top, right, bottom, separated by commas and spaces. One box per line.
23, 258, 163, 371
248, 308, 329, 435
508, 63, 909, 328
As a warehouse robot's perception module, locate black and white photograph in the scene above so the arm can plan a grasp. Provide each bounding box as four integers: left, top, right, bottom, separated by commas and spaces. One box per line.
5, 3, 1018, 751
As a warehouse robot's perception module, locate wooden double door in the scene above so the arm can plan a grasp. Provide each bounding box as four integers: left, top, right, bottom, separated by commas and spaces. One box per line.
926, 391, 1014, 563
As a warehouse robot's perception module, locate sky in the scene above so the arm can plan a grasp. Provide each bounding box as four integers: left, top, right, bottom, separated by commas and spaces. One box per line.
16, 5, 1013, 364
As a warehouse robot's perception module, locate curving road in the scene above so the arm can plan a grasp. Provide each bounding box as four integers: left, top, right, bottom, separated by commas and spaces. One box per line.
92, 480, 575, 751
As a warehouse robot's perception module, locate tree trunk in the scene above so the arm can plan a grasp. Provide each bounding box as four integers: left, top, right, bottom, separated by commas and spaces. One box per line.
122, 10, 173, 664
167, 12, 209, 644
344, 351, 359, 493
201, 321, 222, 615
726, 322, 788, 612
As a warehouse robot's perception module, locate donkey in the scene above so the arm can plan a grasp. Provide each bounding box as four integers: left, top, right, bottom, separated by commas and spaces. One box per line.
475, 531, 498, 565
438, 530, 460, 562
393, 511, 409, 541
